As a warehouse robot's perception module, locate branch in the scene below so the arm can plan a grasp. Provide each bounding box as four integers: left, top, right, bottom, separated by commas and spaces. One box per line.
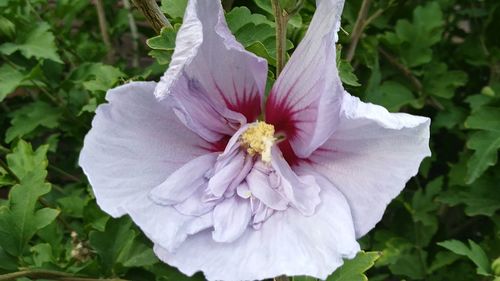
378, 48, 445, 110
271, 0, 289, 76
0, 269, 129, 281
131, 0, 172, 33
378, 47, 422, 92
346, 0, 372, 62
123, 0, 140, 67
93, 0, 115, 62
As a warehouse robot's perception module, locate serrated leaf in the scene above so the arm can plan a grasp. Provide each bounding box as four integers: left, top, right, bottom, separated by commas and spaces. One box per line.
382, 2, 443, 67
464, 106, 500, 183
226, 7, 273, 32
327, 251, 381, 281
0, 22, 62, 63
423, 63, 467, 99
465, 106, 500, 131
161, 0, 188, 19
147, 27, 177, 65
82, 64, 125, 93
0, 141, 59, 257
466, 131, 500, 184
5, 101, 62, 143
439, 173, 500, 216
338, 60, 361, 87
6, 140, 49, 180
120, 241, 158, 268
438, 239, 492, 276
89, 217, 137, 271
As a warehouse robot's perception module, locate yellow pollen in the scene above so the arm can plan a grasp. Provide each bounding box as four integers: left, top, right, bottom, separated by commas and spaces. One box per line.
240, 122, 276, 163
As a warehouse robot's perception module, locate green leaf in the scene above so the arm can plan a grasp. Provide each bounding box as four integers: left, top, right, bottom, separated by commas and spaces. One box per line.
338, 60, 361, 87
120, 240, 158, 268
226, 7, 273, 32
292, 276, 318, 281
388, 250, 428, 279
31, 243, 55, 267
161, 0, 188, 19
6, 140, 49, 180
438, 239, 492, 276
0, 64, 25, 102
253, 0, 302, 28
5, 101, 62, 143
439, 173, 500, 216
464, 106, 500, 183
0, 22, 62, 63
327, 251, 381, 281
89, 217, 135, 272
465, 106, 500, 132
366, 81, 416, 112
0, 247, 17, 271
0, 141, 59, 257
82, 64, 125, 93
423, 63, 468, 99
0, 16, 15, 39
89, 217, 157, 273
146, 27, 177, 65
382, 2, 443, 67
466, 131, 500, 184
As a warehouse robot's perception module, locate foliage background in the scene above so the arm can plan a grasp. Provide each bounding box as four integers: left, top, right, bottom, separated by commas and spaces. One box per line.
0, 0, 499, 280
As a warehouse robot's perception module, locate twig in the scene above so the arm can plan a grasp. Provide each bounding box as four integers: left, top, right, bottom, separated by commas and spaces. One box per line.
93, 0, 114, 63
378, 47, 423, 92
346, 0, 372, 62
378, 48, 445, 110
48, 164, 82, 183
364, 8, 383, 27
0, 269, 129, 281
131, 0, 172, 33
271, 0, 289, 76
123, 0, 140, 67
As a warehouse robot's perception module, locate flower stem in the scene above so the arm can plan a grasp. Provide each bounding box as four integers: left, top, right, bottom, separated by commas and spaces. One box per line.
271, 0, 289, 76
131, 0, 172, 33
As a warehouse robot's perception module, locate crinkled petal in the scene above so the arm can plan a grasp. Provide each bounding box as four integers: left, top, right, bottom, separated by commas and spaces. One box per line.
79, 82, 207, 217
174, 188, 221, 217
298, 93, 431, 238
212, 197, 252, 243
154, 186, 359, 281
79, 82, 215, 252
208, 150, 245, 197
246, 161, 288, 211
150, 153, 217, 205
265, 0, 345, 158
155, 0, 268, 142
271, 147, 320, 216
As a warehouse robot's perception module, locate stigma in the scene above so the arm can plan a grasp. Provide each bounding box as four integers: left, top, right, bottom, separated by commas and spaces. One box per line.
240, 122, 276, 163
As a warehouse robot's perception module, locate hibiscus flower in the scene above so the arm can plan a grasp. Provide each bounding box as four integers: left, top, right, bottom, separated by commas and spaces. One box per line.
79, 0, 431, 280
